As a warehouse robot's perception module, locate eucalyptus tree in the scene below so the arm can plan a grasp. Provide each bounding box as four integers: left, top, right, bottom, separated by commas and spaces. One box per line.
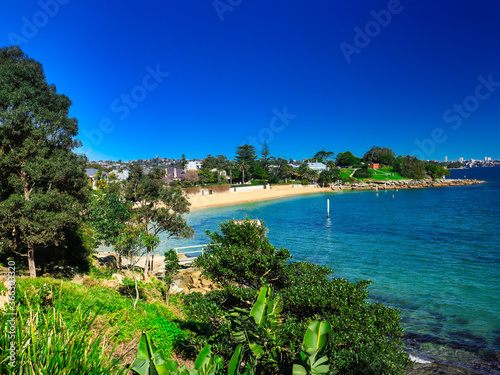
0, 46, 88, 278
124, 165, 193, 279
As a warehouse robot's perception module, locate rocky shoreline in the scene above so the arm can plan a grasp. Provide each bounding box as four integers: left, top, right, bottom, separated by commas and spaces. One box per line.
340, 178, 486, 191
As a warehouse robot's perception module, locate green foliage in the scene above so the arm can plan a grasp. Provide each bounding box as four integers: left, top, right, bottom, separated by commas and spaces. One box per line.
301, 179, 309, 185
89, 190, 131, 248
0, 303, 129, 374
228, 285, 284, 373
336, 151, 361, 168
0, 46, 89, 277
363, 146, 396, 166
164, 249, 181, 305
124, 165, 194, 278
311, 150, 335, 163
132, 332, 170, 374
394, 155, 427, 180
118, 277, 146, 300
425, 164, 450, 179
15, 277, 185, 359
293, 321, 332, 375
251, 179, 269, 185
194, 219, 291, 289
318, 169, 341, 186
186, 221, 411, 374
132, 333, 225, 375
352, 168, 372, 179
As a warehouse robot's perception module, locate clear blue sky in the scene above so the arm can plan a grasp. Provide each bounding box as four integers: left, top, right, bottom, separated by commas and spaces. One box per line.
2, 0, 499, 162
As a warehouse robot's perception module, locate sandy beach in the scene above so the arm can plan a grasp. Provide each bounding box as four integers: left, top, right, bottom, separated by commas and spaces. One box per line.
188, 185, 335, 209
187, 179, 485, 210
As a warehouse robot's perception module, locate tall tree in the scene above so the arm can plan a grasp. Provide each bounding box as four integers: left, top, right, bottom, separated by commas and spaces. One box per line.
235, 144, 257, 183
336, 151, 361, 168
88, 187, 131, 269
363, 146, 395, 166
0, 46, 88, 278
312, 149, 335, 163
261, 141, 270, 163
124, 165, 194, 279
179, 154, 187, 169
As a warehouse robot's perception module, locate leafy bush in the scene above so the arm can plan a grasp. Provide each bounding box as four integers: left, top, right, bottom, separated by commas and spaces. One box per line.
251, 179, 269, 185
301, 179, 309, 185
118, 277, 146, 300
353, 168, 372, 179
186, 221, 411, 374
194, 219, 291, 289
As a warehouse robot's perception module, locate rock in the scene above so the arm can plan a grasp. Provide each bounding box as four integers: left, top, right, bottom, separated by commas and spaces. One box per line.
407, 362, 487, 375
112, 273, 124, 284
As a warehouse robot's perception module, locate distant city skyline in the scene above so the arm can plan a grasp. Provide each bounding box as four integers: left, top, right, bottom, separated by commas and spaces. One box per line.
2, 1, 499, 162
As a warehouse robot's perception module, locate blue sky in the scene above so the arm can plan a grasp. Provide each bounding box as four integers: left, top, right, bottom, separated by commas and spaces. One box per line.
2, 0, 499, 162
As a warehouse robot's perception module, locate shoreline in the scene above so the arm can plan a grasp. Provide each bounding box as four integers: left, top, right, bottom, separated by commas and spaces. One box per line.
187, 179, 486, 210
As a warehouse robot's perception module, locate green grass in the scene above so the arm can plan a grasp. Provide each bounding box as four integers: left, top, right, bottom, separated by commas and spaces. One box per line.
369, 167, 406, 181
1, 303, 129, 374
15, 277, 186, 361
338, 169, 355, 179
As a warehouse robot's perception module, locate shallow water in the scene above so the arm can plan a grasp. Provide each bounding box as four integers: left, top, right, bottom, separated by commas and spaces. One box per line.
162, 167, 500, 369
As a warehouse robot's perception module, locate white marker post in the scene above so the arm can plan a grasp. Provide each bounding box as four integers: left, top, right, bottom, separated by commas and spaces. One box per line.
327, 199, 330, 218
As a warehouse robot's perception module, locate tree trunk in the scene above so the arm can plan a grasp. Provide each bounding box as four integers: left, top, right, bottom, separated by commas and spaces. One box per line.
242, 168, 245, 184
133, 277, 139, 310
143, 248, 150, 280
22, 172, 37, 278
28, 242, 37, 278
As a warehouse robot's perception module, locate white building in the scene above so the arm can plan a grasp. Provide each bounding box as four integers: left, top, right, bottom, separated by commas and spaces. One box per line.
307, 162, 327, 172
185, 160, 202, 171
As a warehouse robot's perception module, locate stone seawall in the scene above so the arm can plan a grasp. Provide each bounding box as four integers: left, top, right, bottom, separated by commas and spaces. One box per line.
341, 179, 485, 191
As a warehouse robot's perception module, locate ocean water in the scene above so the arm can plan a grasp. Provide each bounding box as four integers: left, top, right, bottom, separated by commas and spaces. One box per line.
162, 167, 500, 370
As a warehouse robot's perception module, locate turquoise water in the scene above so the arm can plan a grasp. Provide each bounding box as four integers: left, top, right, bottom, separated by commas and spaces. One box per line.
163, 167, 500, 368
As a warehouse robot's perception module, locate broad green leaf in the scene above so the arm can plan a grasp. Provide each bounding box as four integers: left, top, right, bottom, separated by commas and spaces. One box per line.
302, 321, 331, 356
194, 344, 212, 370
249, 343, 265, 359
292, 364, 308, 375
227, 345, 243, 375
249, 285, 269, 327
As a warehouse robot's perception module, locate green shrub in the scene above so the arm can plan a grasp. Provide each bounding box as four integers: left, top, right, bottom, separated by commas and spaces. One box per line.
353, 168, 372, 179
185, 221, 411, 374
301, 179, 309, 185
118, 277, 146, 300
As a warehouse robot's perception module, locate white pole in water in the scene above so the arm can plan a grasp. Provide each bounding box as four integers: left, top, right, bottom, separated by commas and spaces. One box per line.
327, 199, 330, 218
376, 184, 379, 193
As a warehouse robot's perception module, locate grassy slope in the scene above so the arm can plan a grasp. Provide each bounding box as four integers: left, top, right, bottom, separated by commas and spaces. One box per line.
338, 167, 406, 181
14, 276, 187, 365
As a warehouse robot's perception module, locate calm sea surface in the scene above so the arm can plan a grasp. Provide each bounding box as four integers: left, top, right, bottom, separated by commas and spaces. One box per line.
162, 167, 500, 369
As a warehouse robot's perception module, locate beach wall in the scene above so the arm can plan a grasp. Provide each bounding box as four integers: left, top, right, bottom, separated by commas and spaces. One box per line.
229, 185, 269, 193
